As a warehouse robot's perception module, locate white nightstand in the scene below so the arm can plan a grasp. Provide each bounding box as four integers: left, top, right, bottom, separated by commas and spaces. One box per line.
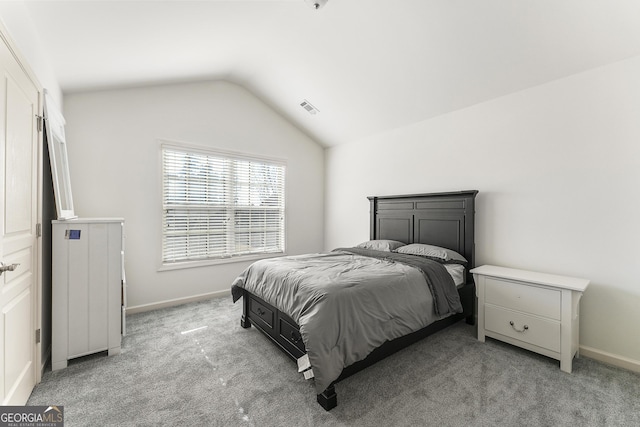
471, 265, 589, 373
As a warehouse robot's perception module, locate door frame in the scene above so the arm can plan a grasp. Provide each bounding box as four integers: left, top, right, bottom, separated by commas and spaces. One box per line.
0, 19, 43, 386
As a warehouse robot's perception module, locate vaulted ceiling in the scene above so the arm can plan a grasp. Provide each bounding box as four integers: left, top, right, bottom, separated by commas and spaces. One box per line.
23, 0, 640, 147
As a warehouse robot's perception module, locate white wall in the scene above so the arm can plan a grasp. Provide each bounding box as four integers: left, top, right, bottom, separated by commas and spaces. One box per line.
64, 81, 324, 309
325, 55, 640, 366
0, 2, 62, 106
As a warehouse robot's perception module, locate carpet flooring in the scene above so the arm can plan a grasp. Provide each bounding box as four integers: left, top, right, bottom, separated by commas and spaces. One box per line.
28, 297, 640, 426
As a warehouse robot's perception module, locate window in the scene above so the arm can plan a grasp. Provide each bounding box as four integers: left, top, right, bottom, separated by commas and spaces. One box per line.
161, 143, 285, 265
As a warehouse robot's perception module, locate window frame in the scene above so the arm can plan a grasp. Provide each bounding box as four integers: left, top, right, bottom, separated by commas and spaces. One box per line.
158, 140, 287, 271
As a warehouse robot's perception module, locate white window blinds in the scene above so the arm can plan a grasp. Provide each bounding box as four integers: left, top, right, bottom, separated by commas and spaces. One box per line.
162, 144, 285, 264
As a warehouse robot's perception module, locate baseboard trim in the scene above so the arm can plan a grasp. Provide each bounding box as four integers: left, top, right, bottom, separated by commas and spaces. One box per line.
580, 345, 640, 374
127, 289, 231, 314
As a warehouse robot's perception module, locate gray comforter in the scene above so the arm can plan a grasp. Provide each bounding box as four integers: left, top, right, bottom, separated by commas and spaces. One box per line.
231, 248, 462, 393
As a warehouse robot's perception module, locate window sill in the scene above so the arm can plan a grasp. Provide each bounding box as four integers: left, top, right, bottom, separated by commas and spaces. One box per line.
158, 252, 286, 272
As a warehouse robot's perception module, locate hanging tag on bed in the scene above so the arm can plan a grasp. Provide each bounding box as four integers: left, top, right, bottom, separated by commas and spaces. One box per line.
303, 368, 314, 380
297, 354, 311, 372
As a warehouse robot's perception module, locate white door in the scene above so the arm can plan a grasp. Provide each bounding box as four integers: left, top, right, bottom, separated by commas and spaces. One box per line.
0, 31, 40, 405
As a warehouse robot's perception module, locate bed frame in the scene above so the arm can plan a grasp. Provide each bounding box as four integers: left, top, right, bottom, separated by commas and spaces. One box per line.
238, 190, 478, 410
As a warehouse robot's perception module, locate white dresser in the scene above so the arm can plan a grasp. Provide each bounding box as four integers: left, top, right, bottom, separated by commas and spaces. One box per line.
471, 265, 589, 373
52, 218, 125, 370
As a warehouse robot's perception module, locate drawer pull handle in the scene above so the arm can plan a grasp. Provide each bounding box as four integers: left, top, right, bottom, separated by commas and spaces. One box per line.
257, 308, 265, 316
509, 321, 529, 333
290, 331, 301, 343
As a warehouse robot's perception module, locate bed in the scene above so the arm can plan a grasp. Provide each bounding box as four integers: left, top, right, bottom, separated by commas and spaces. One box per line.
231, 190, 478, 410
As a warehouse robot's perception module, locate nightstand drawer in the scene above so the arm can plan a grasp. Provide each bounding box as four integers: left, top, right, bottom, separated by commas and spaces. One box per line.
485, 277, 561, 320
485, 304, 560, 352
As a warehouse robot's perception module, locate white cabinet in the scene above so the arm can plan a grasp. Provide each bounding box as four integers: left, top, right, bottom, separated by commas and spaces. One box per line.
52, 218, 125, 370
471, 265, 589, 373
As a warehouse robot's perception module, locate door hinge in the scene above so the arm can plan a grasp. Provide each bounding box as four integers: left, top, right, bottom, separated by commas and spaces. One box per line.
36, 223, 42, 237
36, 114, 44, 132
35, 329, 41, 344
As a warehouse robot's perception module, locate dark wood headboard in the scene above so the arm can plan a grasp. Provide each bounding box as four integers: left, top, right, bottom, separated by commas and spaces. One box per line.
368, 190, 478, 281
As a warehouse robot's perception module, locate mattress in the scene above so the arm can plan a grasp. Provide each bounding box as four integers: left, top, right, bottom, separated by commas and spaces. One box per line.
445, 263, 466, 287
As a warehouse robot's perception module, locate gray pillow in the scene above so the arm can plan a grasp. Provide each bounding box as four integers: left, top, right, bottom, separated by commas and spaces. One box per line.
395, 243, 467, 265
356, 239, 406, 252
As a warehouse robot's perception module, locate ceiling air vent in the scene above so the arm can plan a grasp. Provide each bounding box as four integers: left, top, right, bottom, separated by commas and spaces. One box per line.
300, 100, 319, 115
